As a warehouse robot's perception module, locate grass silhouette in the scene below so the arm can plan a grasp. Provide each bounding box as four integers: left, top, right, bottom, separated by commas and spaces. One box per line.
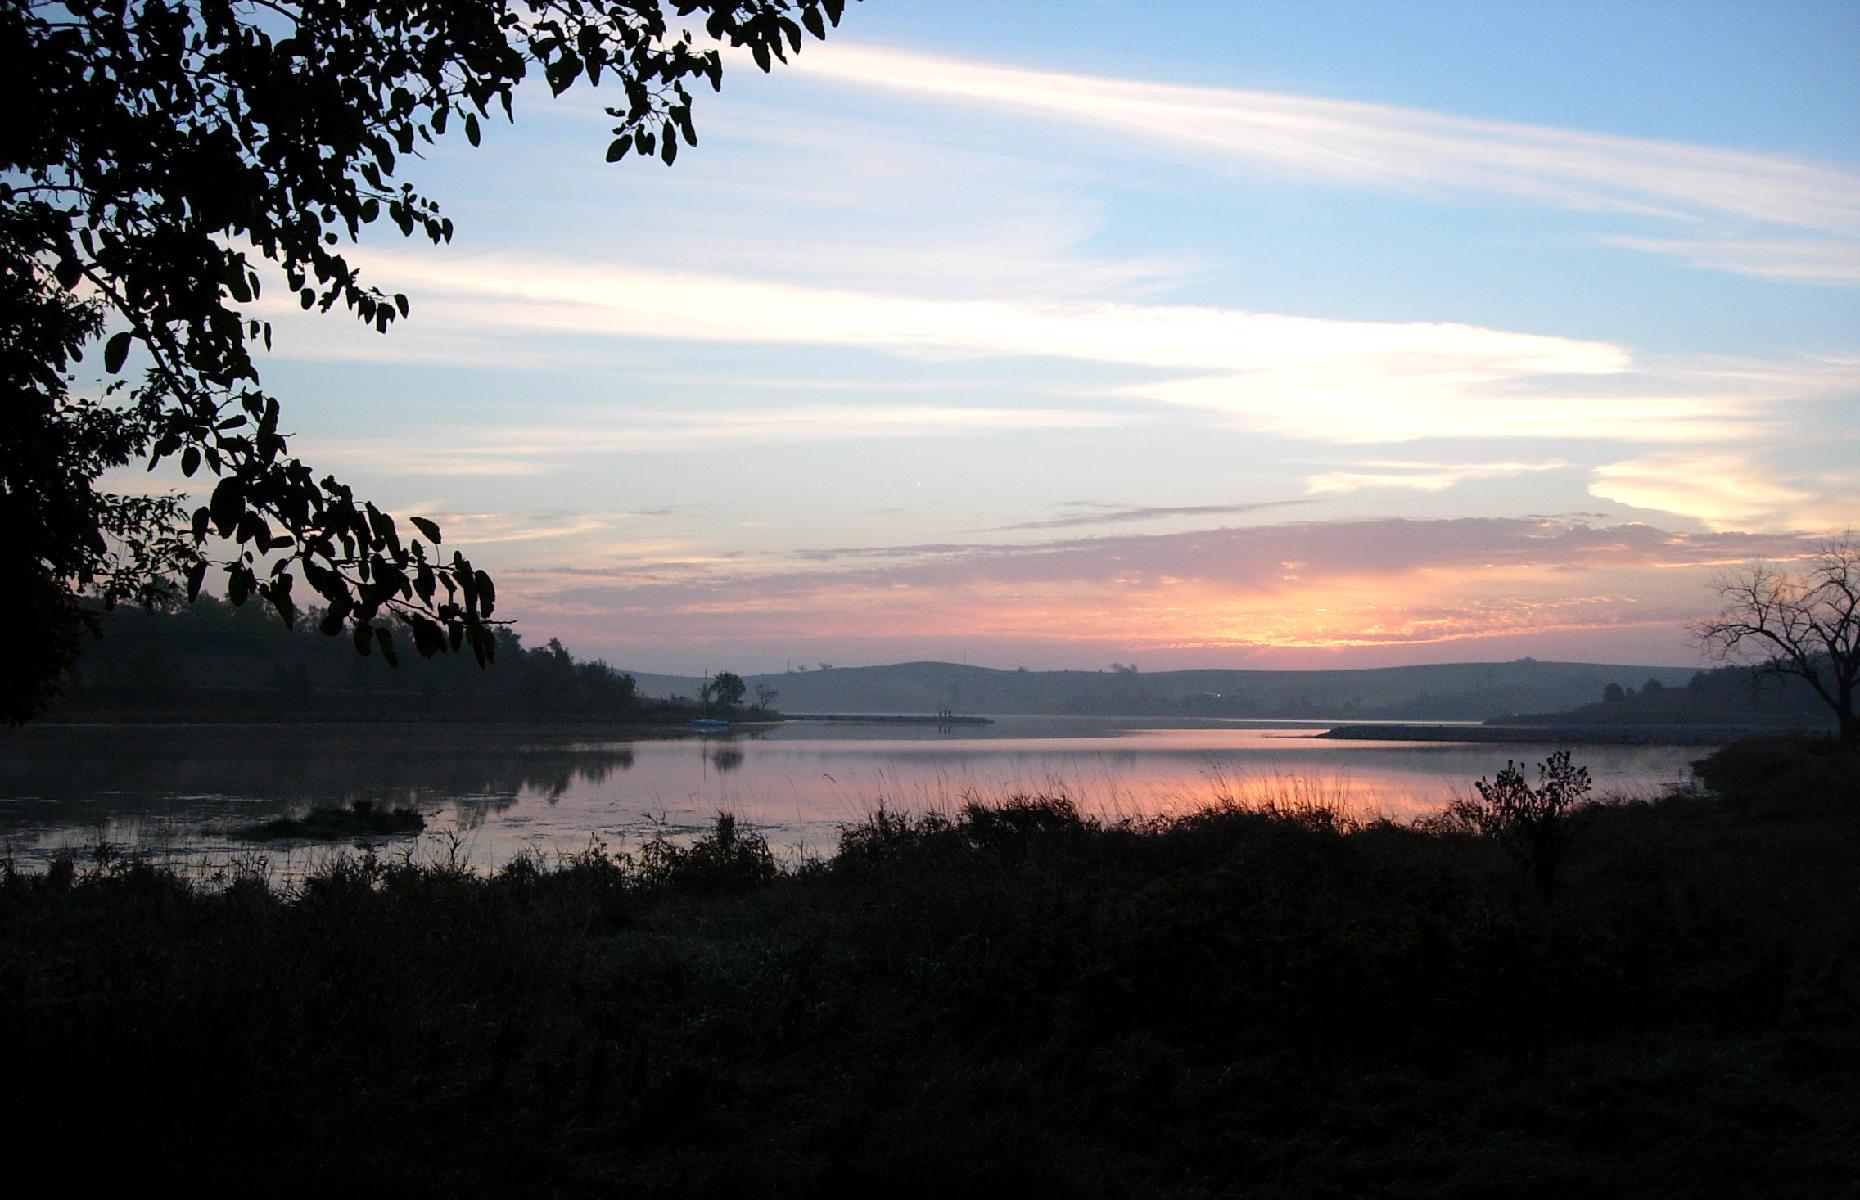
2, 737, 1855, 1195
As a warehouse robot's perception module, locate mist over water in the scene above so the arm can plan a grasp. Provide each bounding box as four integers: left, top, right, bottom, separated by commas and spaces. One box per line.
0, 717, 1703, 876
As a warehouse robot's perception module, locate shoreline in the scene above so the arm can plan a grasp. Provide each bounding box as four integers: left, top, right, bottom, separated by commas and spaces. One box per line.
5, 737, 1855, 1195
1319, 721, 1827, 745
782, 713, 993, 725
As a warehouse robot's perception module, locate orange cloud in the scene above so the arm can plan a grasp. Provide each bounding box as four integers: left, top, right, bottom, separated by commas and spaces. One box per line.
491, 518, 1827, 670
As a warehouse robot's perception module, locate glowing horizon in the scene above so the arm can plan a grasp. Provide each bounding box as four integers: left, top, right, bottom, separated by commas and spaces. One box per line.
102, 3, 1860, 675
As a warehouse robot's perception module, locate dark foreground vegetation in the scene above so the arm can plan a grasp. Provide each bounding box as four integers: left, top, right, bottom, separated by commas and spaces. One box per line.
3, 739, 1857, 1196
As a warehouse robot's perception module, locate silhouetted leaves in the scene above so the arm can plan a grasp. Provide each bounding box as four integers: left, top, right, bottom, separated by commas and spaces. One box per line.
102, 332, 131, 374
5, 0, 856, 721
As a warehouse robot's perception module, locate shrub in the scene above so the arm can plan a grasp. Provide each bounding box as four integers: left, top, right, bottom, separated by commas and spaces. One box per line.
959, 794, 1090, 860
834, 806, 953, 871
637, 812, 777, 893
1435, 749, 1591, 898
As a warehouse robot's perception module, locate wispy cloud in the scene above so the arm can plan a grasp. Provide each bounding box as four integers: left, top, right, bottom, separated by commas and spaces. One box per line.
983, 499, 1307, 532
344, 250, 1622, 376
784, 517, 1811, 579
258, 243, 1841, 446
1125, 373, 1750, 444
1589, 453, 1857, 532
597, 153, 1198, 301
1304, 459, 1570, 495
269, 247, 1790, 445
798, 44, 1860, 284
408, 509, 677, 546
1600, 237, 1860, 285
502, 518, 1830, 668
307, 404, 1131, 475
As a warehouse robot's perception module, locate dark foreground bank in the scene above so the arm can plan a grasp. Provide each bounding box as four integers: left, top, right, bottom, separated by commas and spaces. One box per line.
3, 739, 1856, 1197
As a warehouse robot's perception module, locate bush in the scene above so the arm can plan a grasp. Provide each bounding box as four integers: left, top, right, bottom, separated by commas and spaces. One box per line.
637, 812, 778, 893
1434, 749, 1591, 898
1693, 735, 1860, 809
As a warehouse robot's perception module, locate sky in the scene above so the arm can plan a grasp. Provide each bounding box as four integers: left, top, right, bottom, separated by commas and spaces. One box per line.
136, 0, 1860, 673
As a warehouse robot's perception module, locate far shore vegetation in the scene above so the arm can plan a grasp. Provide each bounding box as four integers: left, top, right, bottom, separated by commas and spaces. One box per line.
232, 799, 426, 842
43, 598, 772, 725
4, 735, 1855, 1195
37, 597, 1841, 734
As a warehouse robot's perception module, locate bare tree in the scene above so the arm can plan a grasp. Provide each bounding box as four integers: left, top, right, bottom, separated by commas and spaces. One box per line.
1694, 536, 1859, 742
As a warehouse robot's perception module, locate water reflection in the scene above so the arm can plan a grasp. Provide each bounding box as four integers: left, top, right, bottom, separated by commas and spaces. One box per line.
0, 726, 638, 808
0, 725, 648, 862
0, 717, 1704, 875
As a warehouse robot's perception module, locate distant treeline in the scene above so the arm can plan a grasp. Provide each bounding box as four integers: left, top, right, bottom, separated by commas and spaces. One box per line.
1498, 659, 1835, 729
47, 599, 681, 723
634, 658, 1704, 722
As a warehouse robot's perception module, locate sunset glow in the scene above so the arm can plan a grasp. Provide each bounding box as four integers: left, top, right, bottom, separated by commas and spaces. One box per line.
475, 519, 1829, 670
109, 2, 1859, 674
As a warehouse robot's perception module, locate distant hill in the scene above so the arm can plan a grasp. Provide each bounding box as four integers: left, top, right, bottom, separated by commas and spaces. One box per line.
51, 602, 1756, 727
1491, 659, 1835, 731
627, 659, 1701, 722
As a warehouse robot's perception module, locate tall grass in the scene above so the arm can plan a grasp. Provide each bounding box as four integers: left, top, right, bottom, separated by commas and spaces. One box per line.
2, 740, 1856, 1195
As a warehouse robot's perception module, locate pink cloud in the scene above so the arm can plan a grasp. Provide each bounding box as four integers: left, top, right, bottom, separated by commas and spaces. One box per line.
488, 518, 1825, 672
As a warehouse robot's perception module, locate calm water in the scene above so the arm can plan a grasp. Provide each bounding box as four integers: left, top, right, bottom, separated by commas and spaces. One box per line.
0, 717, 1706, 875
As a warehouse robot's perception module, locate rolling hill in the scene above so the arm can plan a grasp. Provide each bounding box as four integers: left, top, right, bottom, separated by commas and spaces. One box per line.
627, 659, 1701, 722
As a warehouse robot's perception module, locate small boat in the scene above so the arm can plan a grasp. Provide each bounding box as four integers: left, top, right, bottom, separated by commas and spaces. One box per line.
690, 718, 730, 732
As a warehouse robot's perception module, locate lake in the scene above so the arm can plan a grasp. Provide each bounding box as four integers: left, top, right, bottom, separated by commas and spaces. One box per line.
0, 717, 1707, 876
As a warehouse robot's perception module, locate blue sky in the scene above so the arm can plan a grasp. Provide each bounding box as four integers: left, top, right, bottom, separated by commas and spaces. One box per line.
145, 0, 1860, 672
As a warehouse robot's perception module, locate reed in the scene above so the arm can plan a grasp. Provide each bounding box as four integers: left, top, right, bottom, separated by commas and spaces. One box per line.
1, 739, 1854, 1196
